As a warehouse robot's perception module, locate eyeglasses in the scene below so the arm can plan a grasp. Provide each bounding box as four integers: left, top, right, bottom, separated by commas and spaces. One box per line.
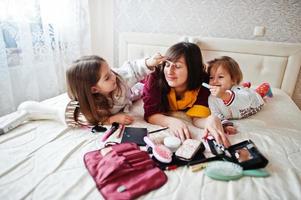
164, 60, 182, 69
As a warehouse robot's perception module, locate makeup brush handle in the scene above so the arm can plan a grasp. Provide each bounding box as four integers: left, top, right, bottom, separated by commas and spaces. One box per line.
202, 83, 210, 89
101, 125, 119, 142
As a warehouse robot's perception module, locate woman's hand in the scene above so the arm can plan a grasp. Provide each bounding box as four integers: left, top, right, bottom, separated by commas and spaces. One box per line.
167, 117, 191, 142
203, 115, 231, 147
108, 113, 134, 125
147, 114, 191, 142
145, 52, 166, 69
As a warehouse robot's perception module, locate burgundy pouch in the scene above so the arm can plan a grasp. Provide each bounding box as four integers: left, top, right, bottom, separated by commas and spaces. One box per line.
84, 142, 167, 200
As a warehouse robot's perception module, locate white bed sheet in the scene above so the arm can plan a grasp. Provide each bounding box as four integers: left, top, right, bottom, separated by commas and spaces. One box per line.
0, 88, 301, 200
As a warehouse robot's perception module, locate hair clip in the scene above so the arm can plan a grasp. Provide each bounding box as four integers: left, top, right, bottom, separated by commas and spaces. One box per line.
91, 125, 107, 133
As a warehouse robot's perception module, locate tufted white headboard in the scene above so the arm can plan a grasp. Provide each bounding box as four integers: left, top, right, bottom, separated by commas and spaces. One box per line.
119, 32, 301, 97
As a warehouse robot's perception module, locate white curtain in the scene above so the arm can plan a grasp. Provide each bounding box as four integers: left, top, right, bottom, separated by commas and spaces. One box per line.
0, 0, 91, 116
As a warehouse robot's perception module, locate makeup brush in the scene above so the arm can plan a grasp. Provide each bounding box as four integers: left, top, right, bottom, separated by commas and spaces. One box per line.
100, 122, 119, 142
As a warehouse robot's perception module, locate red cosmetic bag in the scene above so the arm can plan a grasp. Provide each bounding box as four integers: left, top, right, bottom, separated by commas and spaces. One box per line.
84, 142, 167, 200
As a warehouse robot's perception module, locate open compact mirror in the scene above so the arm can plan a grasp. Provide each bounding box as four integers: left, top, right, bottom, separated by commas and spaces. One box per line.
205, 161, 270, 181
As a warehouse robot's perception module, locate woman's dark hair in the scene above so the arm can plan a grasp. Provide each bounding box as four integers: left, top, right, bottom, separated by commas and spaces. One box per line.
155, 42, 208, 110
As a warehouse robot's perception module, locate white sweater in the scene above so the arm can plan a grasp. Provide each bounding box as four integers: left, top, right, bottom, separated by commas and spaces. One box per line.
208, 86, 264, 121
110, 59, 152, 114
65, 59, 152, 127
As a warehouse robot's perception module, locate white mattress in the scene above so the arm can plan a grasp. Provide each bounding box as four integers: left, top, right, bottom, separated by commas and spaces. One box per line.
1, 88, 301, 200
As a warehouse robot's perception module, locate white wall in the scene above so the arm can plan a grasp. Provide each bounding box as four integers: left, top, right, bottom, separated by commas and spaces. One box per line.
88, 0, 114, 67
89, 0, 301, 108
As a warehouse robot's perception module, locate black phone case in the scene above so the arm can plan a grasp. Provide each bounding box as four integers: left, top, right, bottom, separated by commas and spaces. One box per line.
121, 127, 148, 146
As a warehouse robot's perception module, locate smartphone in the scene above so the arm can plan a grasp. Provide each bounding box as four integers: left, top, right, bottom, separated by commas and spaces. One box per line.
121, 127, 148, 146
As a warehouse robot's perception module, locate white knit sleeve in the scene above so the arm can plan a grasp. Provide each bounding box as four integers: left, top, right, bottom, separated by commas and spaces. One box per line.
208, 96, 226, 121
113, 59, 154, 88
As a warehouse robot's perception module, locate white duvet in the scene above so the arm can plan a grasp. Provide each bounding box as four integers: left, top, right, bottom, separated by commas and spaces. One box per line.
0, 88, 301, 200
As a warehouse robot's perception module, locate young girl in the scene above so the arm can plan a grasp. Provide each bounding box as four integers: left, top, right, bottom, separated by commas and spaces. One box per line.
206, 56, 272, 133
143, 42, 230, 147
65, 54, 164, 127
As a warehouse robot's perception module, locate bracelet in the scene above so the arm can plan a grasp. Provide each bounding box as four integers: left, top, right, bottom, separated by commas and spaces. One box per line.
221, 119, 234, 127
223, 90, 235, 106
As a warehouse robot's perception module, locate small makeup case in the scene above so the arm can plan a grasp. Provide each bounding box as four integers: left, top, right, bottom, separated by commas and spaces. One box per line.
175, 139, 203, 161
207, 138, 269, 170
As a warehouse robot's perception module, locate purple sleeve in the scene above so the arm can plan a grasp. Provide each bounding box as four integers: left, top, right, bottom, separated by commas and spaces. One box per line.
142, 73, 165, 120
195, 87, 210, 107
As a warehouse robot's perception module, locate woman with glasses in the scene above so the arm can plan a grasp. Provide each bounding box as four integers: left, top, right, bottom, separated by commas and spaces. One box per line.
142, 42, 231, 147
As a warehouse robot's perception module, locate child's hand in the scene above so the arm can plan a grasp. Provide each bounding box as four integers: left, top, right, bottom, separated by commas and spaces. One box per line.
109, 113, 134, 125
145, 53, 166, 69
209, 85, 227, 98
224, 125, 237, 135
209, 85, 233, 103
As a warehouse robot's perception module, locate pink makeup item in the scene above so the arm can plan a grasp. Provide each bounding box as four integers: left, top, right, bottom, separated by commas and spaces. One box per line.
100, 122, 119, 142
165, 165, 178, 170
153, 145, 173, 163
144, 136, 173, 163
143, 136, 155, 148
116, 124, 125, 138
163, 136, 181, 152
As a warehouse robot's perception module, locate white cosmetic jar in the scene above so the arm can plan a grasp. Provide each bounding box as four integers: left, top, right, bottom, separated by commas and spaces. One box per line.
164, 136, 181, 152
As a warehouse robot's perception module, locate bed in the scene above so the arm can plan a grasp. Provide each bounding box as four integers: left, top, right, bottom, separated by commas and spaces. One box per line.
1, 32, 301, 200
